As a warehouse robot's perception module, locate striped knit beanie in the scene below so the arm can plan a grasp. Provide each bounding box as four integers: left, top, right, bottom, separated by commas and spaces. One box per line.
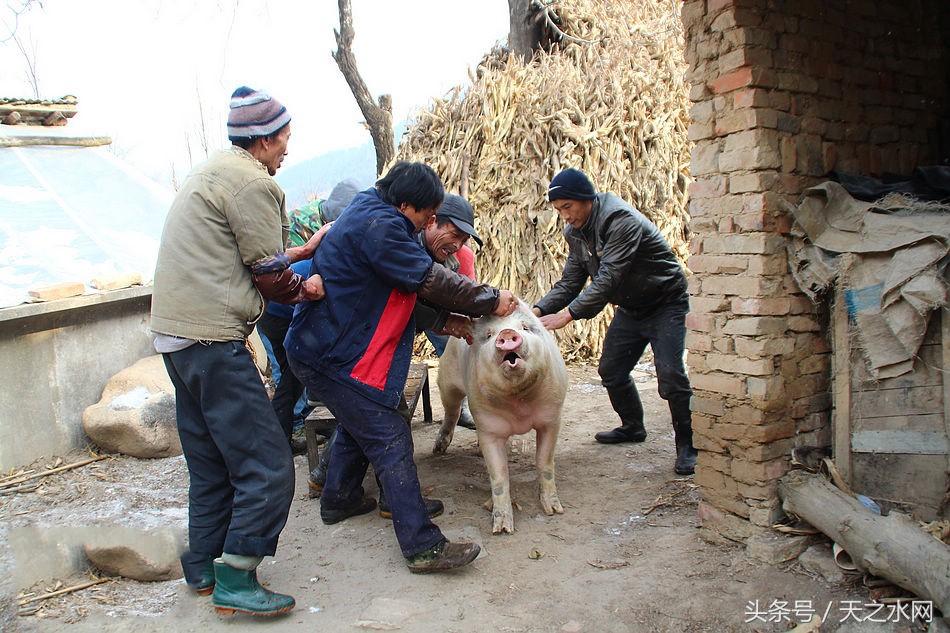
227, 86, 291, 141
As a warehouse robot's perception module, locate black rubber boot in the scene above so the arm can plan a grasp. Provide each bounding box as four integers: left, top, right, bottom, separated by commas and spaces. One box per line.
320, 494, 378, 525
378, 488, 444, 519
456, 399, 476, 430
189, 558, 215, 596
308, 429, 335, 498
670, 398, 697, 475
595, 384, 647, 444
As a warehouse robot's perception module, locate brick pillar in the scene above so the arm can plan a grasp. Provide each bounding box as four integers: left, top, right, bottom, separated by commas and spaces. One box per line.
680, 0, 832, 528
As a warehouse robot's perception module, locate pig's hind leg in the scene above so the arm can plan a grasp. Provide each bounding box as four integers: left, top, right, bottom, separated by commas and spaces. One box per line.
478, 430, 514, 534
535, 421, 564, 515
433, 386, 465, 454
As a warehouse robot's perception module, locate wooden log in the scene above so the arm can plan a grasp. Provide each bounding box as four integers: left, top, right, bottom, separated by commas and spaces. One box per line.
779, 470, 950, 622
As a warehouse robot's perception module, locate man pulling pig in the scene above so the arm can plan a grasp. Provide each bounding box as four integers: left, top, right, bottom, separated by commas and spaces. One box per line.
533, 168, 698, 476
285, 162, 519, 573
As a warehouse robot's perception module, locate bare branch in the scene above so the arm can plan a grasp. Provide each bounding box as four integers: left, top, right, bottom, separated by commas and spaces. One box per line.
332, 0, 394, 175
12, 30, 39, 98
1, 0, 42, 44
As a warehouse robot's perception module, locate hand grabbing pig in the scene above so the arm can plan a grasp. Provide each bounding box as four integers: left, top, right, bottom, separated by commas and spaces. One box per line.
434, 301, 568, 534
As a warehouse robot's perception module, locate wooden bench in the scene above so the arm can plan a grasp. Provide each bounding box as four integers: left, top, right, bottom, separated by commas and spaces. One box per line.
304, 362, 433, 474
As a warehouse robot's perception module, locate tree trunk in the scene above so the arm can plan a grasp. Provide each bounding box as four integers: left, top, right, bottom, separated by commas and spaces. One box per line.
332, 0, 394, 176
779, 470, 950, 624
507, 0, 544, 61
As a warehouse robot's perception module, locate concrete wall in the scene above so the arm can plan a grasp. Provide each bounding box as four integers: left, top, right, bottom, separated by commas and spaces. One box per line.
679, 0, 949, 529
0, 287, 154, 470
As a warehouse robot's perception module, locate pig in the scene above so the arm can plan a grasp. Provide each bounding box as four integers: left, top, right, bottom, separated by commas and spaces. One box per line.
433, 301, 568, 534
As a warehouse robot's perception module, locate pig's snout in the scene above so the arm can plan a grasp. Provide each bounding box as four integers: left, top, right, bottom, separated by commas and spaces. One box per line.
495, 329, 522, 352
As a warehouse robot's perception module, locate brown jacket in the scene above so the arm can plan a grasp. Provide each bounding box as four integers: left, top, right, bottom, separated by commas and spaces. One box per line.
151, 148, 288, 341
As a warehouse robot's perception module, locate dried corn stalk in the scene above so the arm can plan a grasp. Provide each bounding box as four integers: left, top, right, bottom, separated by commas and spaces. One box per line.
400, 0, 691, 362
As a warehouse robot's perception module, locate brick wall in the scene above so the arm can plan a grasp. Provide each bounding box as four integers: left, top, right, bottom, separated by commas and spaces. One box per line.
680, 0, 949, 528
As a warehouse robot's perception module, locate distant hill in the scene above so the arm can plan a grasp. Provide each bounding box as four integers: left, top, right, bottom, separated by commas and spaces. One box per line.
276, 123, 408, 209
276, 143, 376, 209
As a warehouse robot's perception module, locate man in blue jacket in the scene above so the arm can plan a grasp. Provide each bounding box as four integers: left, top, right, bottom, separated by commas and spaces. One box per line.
286, 162, 517, 573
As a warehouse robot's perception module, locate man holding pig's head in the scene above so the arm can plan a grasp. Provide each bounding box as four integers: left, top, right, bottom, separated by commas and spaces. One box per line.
532, 168, 698, 476
285, 161, 518, 574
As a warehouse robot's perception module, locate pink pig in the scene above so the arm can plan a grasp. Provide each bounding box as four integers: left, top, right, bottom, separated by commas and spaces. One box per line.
434, 301, 568, 534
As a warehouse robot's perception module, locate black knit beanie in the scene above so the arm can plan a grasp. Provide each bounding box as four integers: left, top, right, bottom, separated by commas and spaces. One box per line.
547, 168, 597, 202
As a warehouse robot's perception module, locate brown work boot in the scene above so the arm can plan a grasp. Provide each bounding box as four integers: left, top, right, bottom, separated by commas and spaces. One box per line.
405, 539, 480, 574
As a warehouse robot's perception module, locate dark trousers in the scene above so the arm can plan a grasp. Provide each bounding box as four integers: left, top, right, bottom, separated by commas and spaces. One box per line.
256, 311, 305, 440
289, 358, 444, 558
162, 341, 295, 585
598, 300, 693, 424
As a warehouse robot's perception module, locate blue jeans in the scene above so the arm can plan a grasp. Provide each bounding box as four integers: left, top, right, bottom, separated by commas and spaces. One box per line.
288, 358, 444, 557
424, 330, 448, 357
162, 342, 294, 584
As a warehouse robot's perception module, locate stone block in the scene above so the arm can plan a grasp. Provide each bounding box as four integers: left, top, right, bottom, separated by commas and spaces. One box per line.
687, 121, 715, 141
729, 171, 779, 193
85, 541, 183, 582
798, 544, 845, 583
686, 312, 717, 333
703, 275, 779, 297
746, 375, 786, 401
696, 500, 761, 543
706, 353, 774, 375
690, 141, 719, 175
735, 335, 796, 358
746, 533, 814, 565
731, 457, 788, 485
687, 255, 748, 274
731, 297, 791, 316
28, 281, 85, 302
712, 336, 735, 353
703, 233, 785, 255
685, 331, 713, 352
745, 254, 789, 276
689, 175, 727, 198
90, 272, 143, 292
692, 395, 725, 416
708, 66, 753, 93
82, 355, 181, 459
722, 317, 787, 336
691, 371, 746, 396
690, 296, 730, 313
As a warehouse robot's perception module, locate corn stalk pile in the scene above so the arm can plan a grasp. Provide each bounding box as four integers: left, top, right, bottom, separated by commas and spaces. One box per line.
399, 0, 691, 362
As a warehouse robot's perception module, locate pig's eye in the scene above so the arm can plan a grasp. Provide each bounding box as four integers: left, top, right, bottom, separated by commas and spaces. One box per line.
484, 331, 493, 341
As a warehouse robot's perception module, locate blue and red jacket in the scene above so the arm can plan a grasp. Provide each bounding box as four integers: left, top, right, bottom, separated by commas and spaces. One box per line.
284, 188, 433, 409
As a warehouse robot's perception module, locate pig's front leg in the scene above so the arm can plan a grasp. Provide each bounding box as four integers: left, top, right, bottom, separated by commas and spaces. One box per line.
433, 387, 464, 454
535, 420, 564, 515
478, 430, 514, 534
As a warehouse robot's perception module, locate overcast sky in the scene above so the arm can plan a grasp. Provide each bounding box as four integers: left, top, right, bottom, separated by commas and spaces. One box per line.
0, 0, 509, 186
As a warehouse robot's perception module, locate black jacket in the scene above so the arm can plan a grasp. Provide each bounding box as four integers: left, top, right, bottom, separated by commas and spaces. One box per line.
413, 237, 464, 333
535, 192, 686, 320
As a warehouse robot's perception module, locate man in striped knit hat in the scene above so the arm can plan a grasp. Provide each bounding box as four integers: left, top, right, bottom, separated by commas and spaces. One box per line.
152, 86, 323, 617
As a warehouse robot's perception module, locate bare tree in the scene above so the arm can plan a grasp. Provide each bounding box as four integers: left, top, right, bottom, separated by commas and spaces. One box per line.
332, 0, 394, 176
1, 0, 41, 43
11, 29, 38, 97
507, 0, 544, 60
195, 81, 210, 158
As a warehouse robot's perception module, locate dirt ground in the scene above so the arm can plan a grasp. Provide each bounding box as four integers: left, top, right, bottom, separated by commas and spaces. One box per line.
3, 364, 909, 633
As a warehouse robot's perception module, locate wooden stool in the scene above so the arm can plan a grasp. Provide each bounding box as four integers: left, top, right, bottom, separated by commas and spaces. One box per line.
303, 362, 433, 475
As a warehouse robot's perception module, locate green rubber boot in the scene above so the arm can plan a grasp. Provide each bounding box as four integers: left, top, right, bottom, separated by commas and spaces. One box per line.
211, 560, 295, 617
